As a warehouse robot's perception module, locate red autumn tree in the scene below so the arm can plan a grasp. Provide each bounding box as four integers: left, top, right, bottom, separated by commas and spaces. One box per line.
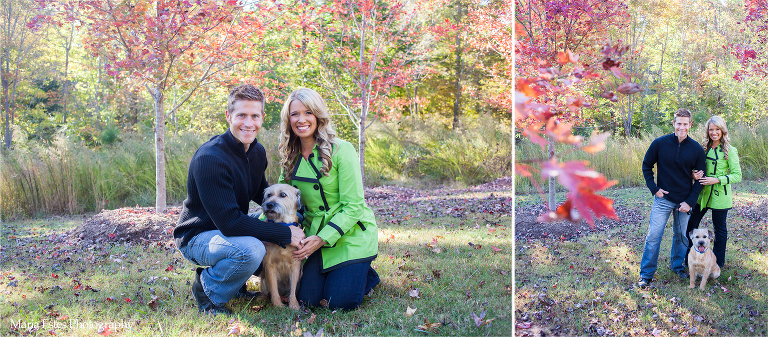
35, 0, 278, 212
513, 0, 641, 226
730, 0, 768, 80
299, 0, 427, 183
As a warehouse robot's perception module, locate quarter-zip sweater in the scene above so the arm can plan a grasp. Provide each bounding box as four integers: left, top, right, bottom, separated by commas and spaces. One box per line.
642, 133, 706, 207
173, 129, 291, 249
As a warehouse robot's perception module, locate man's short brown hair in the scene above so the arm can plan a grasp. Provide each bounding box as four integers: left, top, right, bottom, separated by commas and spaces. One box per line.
673, 108, 692, 123
227, 84, 265, 113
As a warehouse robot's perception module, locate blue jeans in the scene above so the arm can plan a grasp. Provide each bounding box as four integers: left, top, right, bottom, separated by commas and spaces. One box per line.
178, 230, 265, 306
639, 196, 690, 279
297, 250, 380, 310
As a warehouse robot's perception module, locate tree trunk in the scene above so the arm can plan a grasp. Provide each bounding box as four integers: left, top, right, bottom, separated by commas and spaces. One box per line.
452, 0, 463, 131
2, 79, 10, 148
359, 102, 367, 186
357, 10, 367, 184
547, 137, 556, 211
153, 86, 167, 213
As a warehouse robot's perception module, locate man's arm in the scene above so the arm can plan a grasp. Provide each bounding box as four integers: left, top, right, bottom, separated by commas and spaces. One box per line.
684, 146, 707, 208
642, 139, 660, 196
193, 154, 292, 245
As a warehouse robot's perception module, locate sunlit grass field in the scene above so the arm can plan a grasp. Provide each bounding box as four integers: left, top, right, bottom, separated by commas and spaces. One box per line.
515, 180, 768, 336
1, 186, 512, 336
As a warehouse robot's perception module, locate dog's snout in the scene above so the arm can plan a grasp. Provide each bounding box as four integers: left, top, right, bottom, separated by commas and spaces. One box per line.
265, 202, 275, 210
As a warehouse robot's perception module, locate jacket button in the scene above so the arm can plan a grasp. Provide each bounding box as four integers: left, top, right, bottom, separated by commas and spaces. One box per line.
319, 206, 325, 211
314, 184, 320, 190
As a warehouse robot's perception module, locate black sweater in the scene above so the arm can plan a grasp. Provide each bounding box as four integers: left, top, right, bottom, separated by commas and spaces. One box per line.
173, 130, 291, 249
642, 133, 706, 207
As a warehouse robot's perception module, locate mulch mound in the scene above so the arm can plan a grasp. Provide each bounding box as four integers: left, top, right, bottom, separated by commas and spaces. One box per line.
70, 177, 514, 245
515, 203, 645, 241
735, 198, 768, 222
68, 207, 181, 245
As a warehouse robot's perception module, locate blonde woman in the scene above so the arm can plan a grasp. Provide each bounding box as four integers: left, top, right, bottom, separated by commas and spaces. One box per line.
687, 116, 742, 268
277, 88, 379, 310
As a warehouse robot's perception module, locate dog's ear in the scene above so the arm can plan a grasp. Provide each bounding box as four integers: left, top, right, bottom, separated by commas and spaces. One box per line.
709, 230, 714, 242
295, 188, 302, 210
688, 230, 694, 238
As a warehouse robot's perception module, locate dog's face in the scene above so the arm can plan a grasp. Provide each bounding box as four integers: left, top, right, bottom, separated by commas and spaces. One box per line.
689, 228, 713, 253
262, 184, 301, 223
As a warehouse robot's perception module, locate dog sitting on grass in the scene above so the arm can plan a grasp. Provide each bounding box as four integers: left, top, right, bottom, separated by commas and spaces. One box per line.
258, 184, 303, 310
687, 228, 721, 290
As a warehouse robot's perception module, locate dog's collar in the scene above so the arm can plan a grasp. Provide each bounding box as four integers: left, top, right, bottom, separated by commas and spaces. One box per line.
266, 219, 300, 227
695, 247, 708, 254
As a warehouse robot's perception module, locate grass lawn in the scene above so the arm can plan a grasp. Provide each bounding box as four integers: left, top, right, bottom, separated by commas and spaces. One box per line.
1, 185, 512, 336
515, 180, 768, 336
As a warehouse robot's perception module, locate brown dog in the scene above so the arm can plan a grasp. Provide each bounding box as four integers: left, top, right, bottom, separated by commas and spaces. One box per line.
258, 184, 303, 309
687, 228, 721, 290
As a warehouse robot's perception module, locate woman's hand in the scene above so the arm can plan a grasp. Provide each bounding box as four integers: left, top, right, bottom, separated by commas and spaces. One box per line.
699, 177, 719, 185
292, 235, 326, 261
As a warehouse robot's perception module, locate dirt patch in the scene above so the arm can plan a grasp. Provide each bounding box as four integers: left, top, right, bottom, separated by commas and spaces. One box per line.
69, 207, 181, 245
515, 203, 645, 241
69, 177, 514, 245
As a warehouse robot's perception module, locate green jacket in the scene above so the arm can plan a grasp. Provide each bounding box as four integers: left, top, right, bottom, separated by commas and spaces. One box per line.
279, 139, 378, 272
697, 145, 741, 210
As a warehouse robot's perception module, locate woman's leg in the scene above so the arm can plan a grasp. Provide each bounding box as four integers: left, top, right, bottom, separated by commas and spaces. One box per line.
297, 250, 326, 308
685, 204, 708, 264
711, 209, 729, 268
322, 261, 373, 310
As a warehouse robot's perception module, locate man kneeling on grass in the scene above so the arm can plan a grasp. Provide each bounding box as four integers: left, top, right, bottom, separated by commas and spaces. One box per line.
172, 85, 305, 315
638, 108, 705, 288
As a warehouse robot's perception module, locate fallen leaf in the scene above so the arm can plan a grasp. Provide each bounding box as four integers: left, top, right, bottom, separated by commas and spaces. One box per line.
405, 306, 416, 317
409, 288, 420, 298
415, 321, 441, 333
491, 246, 502, 252
432, 270, 441, 279
516, 321, 532, 329
251, 305, 265, 312
98, 325, 113, 336
147, 297, 159, 311
306, 313, 317, 324
303, 328, 323, 337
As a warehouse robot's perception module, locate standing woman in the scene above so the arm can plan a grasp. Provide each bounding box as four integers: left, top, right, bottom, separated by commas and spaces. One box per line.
277, 88, 380, 310
687, 116, 742, 268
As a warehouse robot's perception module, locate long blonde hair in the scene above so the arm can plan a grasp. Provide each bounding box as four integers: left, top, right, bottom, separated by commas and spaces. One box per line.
700, 115, 731, 159
278, 88, 337, 181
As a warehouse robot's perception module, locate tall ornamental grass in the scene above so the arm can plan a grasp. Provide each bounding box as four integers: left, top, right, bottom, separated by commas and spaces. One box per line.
365, 117, 512, 186
515, 122, 768, 194
0, 130, 283, 220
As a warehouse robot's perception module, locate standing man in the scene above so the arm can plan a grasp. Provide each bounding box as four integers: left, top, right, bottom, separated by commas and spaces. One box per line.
638, 108, 705, 288
173, 84, 306, 314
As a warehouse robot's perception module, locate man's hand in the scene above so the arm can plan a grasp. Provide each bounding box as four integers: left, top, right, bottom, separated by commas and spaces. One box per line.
692, 170, 704, 180
655, 188, 669, 198
678, 201, 691, 213
292, 235, 326, 261
288, 226, 306, 249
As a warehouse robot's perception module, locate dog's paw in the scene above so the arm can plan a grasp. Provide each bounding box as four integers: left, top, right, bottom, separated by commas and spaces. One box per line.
688, 284, 695, 289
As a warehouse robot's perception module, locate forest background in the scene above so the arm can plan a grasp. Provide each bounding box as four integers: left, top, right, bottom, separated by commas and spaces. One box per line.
0, 0, 512, 219
515, 0, 768, 209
